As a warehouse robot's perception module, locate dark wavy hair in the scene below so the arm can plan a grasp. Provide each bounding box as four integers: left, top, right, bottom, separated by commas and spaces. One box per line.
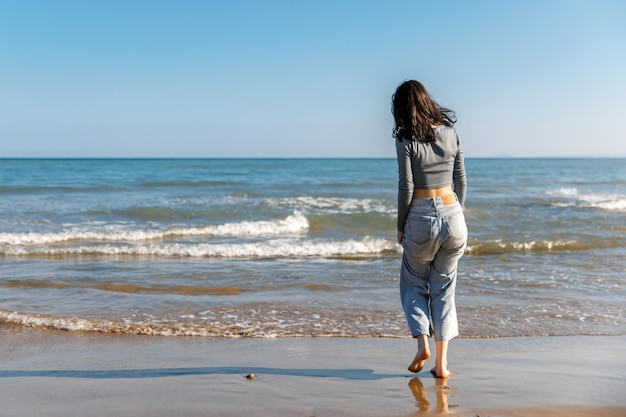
392, 80, 456, 142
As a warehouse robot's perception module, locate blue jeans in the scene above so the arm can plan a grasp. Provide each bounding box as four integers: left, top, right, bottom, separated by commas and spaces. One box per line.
400, 195, 467, 341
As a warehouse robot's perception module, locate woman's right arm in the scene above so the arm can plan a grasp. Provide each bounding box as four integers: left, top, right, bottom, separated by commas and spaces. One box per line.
453, 131, 467, 207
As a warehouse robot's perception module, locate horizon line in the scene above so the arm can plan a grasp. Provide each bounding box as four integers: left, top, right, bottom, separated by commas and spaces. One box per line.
1, 156, 625, 160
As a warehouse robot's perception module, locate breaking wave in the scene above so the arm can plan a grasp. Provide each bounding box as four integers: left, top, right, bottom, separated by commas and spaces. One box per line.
0, 237, 397, 258
547, 188, 626, 212
0, 212, 309, 245
0, 309, 407, 338
466, 237, 624, 255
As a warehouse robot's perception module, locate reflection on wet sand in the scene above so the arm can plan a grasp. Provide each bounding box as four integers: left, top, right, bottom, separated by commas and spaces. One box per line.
408, 377, 457, 414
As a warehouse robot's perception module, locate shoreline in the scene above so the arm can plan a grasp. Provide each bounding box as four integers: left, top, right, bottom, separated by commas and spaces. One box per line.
1, 325, 625, 417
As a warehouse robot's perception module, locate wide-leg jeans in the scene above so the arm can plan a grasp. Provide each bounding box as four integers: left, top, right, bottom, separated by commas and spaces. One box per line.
400, 195, 467, 341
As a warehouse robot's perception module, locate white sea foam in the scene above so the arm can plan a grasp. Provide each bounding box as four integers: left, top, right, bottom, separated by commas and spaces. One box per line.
0, 310, 98, 332
465, 238, 590, 255
588, 199, 626, 211
0, 309, 407, 338
267, 196, 394, 214
0, 236, 397, 258
578, 195, 626, 212
547, 188, 626, 212
547, 188, 578, 197
0, 212, 309, 245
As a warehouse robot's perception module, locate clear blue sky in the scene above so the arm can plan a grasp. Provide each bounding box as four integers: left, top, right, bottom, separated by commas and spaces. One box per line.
1, 0, 625, 158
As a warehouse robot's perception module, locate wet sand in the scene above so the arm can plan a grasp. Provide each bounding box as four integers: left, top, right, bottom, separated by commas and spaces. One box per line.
0, 325, 624, 417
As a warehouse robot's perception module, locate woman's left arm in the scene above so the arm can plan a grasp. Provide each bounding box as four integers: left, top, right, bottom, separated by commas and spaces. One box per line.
396, 139, 414, 236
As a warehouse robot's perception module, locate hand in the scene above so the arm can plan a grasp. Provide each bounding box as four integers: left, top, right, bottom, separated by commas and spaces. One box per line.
397, 231, 404, 244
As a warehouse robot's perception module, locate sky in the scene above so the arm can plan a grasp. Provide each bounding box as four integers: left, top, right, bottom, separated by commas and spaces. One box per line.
1, 0, 625, 158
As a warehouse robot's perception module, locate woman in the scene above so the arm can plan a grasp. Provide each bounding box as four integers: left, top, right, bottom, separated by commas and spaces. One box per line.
392, 80, 467, 378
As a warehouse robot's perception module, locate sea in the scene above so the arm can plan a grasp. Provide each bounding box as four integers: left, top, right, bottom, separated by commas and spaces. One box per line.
0, 158, 624, 338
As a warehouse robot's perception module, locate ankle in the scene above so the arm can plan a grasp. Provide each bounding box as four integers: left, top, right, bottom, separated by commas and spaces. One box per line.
416, 335, 430, 356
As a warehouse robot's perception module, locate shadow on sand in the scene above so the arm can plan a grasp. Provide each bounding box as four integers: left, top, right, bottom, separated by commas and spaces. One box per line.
0, 366, 406, 381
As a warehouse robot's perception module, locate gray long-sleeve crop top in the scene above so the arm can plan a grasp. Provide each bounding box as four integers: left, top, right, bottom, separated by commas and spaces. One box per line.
396, 125, 467, 232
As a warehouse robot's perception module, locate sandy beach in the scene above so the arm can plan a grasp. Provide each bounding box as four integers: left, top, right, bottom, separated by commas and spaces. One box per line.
0, 325, 624, 417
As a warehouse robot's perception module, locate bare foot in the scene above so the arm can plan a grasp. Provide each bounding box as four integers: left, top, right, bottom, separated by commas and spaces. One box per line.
431, 340, 451, 378
408, 349, 430, 373
430, 366, 451, 378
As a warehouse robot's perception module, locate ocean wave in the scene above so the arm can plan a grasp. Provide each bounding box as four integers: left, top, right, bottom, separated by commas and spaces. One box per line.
547, 188, 626, 212
3, 307, 620, 338
3, 234, 620, 258
0, 236, 398, 258
267, 196, 394, 215
0, 310, 220, 336
466, 237, 624, 255
580, 197, 626, 212
0, 212, 309, 245
0, 309, 408, 338
575, 191, 626, 212
547, 188, 579, 197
